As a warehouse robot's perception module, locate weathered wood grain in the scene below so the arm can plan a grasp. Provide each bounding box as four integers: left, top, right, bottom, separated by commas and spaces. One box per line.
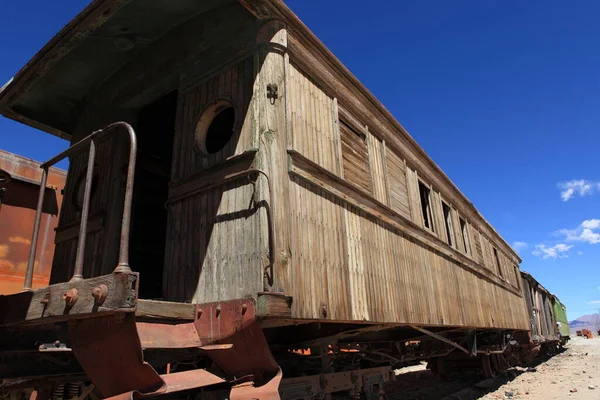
136, 299, 195, 320
285, 31, 519, 265
54, 212, 104, 244
288, 63, 340, 175
163, 55, 266, 304
256, 293, 293, 318
253, 21, 291, 294
385, 150, 411, 219
288, 150, 521, 297
340, 121, 372, 194
0, 272, 138, 327
367, 132, 389, 205
167, 149, 258, 203
285, 140, 528, 327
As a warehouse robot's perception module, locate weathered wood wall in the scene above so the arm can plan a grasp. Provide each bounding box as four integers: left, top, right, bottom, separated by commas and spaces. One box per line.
521, 273, 558, 340
48, 3, 266, 296
285, 58, 529, 330
163, 57, 266, 303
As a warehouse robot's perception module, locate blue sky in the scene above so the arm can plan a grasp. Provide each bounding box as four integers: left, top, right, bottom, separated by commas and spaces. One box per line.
1, 1, 599, 320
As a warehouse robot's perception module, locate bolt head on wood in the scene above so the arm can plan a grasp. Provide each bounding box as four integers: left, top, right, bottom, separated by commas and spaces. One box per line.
91, 284, 109, 305
40, 293, 51, 305
62, 288, 79, 308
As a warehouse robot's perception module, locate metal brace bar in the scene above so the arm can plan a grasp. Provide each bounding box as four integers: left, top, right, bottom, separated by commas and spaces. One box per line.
409, 325, 471, 355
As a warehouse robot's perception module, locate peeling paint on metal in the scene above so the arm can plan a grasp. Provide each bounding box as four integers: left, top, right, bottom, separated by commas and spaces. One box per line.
0, 149, 66, 294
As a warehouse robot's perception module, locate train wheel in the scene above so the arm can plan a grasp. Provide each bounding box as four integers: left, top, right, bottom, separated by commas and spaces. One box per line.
481, 355, 496, 379
436, 357, 449, 379
426, 359, 438, 374
492, 354, 509, 374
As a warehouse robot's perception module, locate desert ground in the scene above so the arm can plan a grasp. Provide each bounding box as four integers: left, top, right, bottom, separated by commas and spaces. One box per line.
481, 336, 600, 400
385, 336, 600, 400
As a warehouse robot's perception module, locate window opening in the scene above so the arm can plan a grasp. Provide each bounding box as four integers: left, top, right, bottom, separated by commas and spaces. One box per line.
459, 217, 470, 254
442, 201, 454, 247
195, 101, 236, 156
418, 181, 434, 231
493, 247, 503, 278
205, 107, 235, 154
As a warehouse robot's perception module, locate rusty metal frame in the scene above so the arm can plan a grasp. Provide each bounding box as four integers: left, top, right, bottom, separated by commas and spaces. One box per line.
0, 168, 10, 212
23, 122, 137, 291
194, 298, 279, 382
61, 297, 283, 399
278, 366, 393, 399
409, 325, 471, 355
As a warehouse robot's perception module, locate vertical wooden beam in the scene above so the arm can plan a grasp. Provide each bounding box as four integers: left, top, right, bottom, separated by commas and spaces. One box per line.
255, 20, 291, 293
332, 98, 343, 178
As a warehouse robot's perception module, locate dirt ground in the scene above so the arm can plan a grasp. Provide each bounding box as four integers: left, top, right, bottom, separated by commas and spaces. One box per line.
385, 336, 600, 400
480, 336, 600, 400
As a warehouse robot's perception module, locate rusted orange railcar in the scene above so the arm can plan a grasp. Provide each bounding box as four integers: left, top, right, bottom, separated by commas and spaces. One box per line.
0, 150, 66, 294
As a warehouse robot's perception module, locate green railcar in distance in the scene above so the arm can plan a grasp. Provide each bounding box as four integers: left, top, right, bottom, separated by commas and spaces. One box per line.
552, 296, 570, 345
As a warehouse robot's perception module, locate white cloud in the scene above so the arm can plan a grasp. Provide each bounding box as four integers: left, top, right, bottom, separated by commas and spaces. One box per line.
588, 300, 600, 305
558, 180, 600, 202
559, 219, 600, 244
581, 219, 600, 229
512, 241, 528, 252
577, 251, 584, 256
532, 243, 574, 259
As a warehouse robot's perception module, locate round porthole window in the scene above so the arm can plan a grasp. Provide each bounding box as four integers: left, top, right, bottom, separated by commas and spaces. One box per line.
195, 101, 236, 156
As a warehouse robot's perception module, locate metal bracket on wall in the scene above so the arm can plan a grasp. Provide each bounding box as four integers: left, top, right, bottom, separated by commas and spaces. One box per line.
267, 83, 278, 104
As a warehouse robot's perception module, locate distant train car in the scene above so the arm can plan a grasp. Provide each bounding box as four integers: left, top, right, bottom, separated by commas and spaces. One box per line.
520, 271, 569, 353
551, 296, 570, 345
0, 150, 66, 294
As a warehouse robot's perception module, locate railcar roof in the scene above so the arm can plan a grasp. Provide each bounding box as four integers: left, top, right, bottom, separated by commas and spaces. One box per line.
0, 0, 520, 261
521, 270, 559, 301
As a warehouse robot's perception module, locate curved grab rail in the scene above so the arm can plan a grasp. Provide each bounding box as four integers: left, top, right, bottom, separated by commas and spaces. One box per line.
23, 122, 137, 291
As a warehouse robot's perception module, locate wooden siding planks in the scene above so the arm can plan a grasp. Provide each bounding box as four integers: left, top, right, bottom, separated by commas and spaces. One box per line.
172, 58, 255, 181
288, 64, 340, 175
385, 150, 411, 219
287, 173, 529, 328
287, 143, 529, 329
366, 133, 389, 205
163, 58, 265, 302
431, 191, 446, 243
471, 226, 484, 265
288, 176, 351, 320
405, 167, 423, 226
340, 122, 372, 194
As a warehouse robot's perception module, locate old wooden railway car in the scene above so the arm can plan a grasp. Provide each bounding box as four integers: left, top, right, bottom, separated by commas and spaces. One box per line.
0, 150, 66, 294
552, 298, 571, 344
0, 0, 537, 398
521, 271, 570, 349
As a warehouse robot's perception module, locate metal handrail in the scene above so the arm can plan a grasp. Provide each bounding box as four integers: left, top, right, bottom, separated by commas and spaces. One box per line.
23, 122, 137, 291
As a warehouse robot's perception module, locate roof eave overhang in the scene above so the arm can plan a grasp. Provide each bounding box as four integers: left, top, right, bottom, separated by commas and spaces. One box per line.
0, 0, 133, 141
